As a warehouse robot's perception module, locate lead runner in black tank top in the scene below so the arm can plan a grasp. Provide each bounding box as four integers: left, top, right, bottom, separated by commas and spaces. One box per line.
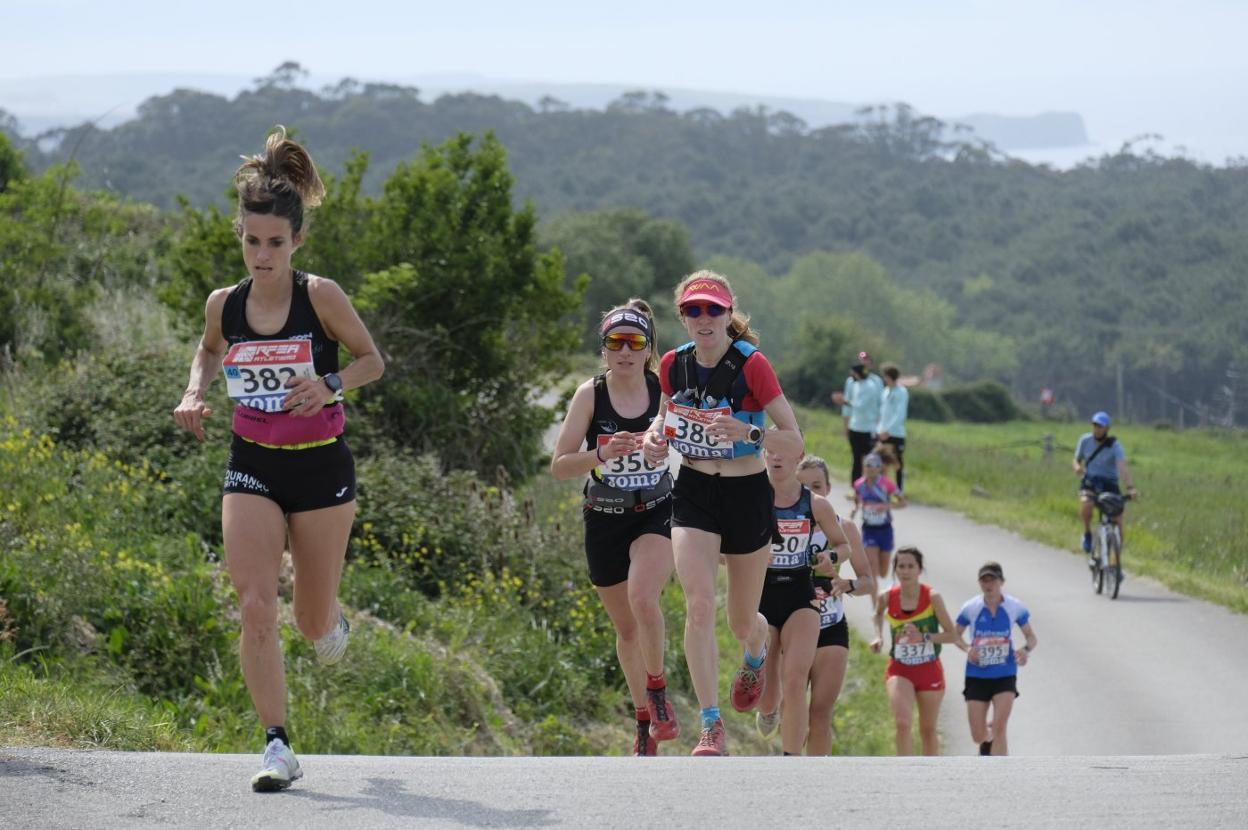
172, 126, 384, 793
550, 301, 678, 756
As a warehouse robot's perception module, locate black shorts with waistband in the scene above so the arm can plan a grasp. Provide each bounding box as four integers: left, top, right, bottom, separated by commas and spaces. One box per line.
671, 467, 777, 555
223, 434, 355, 514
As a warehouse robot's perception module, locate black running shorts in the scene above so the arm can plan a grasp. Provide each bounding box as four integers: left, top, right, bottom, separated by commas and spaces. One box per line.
759, 573, 818, 630
817, 617, 849, 649
223, 434, 355, 514
962, 674, 1019, 702
671, 467, 777, 555
582, 499, 672, 588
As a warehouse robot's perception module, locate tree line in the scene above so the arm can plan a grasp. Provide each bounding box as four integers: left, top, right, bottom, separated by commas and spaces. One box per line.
4, 62, 1247, 425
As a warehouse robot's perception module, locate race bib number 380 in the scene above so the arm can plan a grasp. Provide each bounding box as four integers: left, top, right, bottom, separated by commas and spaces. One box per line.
223, 339, 317, 412
663, 403, 734, 460
596, 436, 668, 491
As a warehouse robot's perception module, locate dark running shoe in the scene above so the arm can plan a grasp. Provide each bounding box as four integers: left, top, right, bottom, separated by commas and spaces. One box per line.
646, 686, 679, 742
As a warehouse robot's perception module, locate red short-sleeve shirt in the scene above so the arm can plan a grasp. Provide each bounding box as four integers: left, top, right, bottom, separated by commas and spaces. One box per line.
659, 347, 783, 411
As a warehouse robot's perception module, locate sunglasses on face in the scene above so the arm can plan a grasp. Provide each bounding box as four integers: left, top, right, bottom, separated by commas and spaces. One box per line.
978, 575, 1001, 583
602, 333, 650, 351
680, 304, 728, 318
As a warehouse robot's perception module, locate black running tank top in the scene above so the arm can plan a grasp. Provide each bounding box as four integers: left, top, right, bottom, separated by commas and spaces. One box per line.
221, 271, 340, 376
584, 371, 662, 448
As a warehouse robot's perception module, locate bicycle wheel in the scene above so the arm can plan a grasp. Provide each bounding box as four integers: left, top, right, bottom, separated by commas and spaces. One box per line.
1092, 529, 1105, 595
1107, 528, 1122, 600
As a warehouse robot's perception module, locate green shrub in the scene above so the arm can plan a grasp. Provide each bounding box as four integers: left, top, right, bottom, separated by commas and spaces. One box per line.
907, 386, 953, 422
939, 380, 1023, 423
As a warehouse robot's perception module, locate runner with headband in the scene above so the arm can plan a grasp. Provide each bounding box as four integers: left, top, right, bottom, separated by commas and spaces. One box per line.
551, 299, 677, 756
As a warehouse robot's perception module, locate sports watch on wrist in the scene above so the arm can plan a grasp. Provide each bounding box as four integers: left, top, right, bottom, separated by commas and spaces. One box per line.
322, 372, 343, 398
747, 424, 763, 444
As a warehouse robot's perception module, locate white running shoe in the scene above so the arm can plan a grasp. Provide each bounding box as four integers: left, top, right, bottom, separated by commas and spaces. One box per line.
313, 610, 350, 666
250, 739, 303, 792
755, 709, 780, 739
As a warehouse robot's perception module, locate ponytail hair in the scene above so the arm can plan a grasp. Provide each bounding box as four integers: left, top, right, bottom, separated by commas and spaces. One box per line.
233, 125, 325, 237
673, 270, 760, 346
600, 298, 660, 374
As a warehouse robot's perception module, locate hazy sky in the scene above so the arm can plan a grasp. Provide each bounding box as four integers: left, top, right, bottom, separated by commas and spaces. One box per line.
5, 0, 1246, 162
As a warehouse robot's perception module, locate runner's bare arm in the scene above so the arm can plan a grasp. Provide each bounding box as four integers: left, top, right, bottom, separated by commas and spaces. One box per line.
870, 591, 886, 652
173, 288, 230, 442
304, 276, 384, 395
759, 394, 803, 456
551, 380, 603, 480
642, 395, 671, 464
928, 591, 965, 646
1017, 621, 1038, 666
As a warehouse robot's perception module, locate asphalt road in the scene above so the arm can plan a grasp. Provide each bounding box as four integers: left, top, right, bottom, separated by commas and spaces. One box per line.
3, 748, 1246, 829
839, 502, 1248, 756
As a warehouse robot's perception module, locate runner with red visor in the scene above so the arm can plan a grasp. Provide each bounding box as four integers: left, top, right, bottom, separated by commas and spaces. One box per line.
643, 270, 803, 756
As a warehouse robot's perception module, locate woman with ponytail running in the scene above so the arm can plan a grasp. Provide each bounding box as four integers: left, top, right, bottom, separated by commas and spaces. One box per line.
551, 300, 678, 756
173, 126, 384, 791
642, 271, 803, 756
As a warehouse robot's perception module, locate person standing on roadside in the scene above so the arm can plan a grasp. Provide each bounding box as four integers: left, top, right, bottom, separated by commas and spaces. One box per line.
955, 562, 1038, 757
642, 270, 804, 757
172, 126, 385, 792
832, 351, 883, 486
877, 363, 909, 492
550, 299, 678, 756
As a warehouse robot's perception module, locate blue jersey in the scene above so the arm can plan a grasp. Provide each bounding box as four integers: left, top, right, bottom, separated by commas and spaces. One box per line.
841, 373, 883, 433
1074, 433, 1125, 481
957, 594, 1030, 679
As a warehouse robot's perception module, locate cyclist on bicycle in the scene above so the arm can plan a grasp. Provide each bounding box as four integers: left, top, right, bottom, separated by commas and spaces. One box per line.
1073, 411, 1137, 555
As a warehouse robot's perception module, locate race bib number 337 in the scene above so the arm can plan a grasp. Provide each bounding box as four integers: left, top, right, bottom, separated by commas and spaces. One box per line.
223, 339, 317, 412
663, 403, 734, 460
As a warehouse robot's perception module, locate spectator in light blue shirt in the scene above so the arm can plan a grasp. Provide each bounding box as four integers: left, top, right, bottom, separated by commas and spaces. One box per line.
877, 363, 909, 491
832, 350, 883, 484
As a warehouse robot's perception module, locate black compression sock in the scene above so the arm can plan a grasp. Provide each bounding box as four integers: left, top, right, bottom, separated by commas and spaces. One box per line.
265, 726, 290, 749
979, 740, 992, 756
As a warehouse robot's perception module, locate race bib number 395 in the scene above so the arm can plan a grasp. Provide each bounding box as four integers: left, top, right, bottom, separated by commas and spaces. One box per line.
596, 436, 668, 491
663, 403, 734, 460
223, 339, 317, 412
974, 636, 1011, 666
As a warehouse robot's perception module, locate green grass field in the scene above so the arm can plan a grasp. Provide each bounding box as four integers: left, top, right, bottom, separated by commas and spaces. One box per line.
796, 407, 1248, 613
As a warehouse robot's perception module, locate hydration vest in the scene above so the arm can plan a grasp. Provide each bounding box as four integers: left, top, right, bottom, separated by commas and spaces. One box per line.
667, 339, 765, 457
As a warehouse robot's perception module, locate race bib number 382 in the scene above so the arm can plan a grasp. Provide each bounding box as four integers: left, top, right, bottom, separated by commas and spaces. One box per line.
223, 339, 317, 412
663, 403, 734, 460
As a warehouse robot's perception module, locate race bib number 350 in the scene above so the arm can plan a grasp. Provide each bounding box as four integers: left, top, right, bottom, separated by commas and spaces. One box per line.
596, 436, 668, 491
770, 518, 811, 569
663, 403, 734, 460
223, 340, 317, 412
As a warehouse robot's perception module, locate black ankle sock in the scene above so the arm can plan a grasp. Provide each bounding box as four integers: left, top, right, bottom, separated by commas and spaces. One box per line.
979, 740, 992, 756
266, 726, 290, 749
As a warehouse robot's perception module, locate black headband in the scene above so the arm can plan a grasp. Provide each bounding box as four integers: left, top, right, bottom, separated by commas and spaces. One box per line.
601, 309, 652, 339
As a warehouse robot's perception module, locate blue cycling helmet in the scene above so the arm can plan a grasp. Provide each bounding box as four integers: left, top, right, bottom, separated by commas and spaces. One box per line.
1091, 411, 1111, 427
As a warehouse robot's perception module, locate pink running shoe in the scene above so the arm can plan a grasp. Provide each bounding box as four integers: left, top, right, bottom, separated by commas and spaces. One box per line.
691, 718, 727, 756
646, 686, 679, 742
